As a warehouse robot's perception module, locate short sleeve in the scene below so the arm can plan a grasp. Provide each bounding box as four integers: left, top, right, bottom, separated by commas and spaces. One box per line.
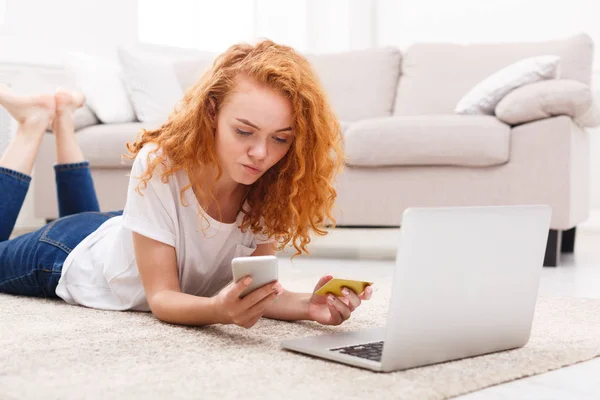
122, 144, 177, 247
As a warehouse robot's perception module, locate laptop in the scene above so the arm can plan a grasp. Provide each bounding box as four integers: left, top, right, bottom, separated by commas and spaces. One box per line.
281, 205, 552, 372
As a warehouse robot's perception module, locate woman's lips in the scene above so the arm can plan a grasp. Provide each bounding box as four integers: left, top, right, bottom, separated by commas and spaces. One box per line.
243, 164, 262, 174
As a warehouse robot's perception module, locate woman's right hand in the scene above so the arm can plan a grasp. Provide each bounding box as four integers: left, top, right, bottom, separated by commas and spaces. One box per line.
212, 277, 283, 328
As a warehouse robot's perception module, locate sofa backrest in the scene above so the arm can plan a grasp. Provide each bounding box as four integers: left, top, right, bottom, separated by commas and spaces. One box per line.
172, 47, 404, 123
305, 48, 402, 121
394, 33, 594, 116
130, 42, 217, 93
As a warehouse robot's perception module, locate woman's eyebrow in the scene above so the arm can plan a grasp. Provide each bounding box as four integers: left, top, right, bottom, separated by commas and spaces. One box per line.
236, 118, 292, 132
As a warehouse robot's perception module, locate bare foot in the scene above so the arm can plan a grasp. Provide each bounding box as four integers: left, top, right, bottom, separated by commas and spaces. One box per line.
0, 83, 55, 130
52, 89, 85, 135
51, 88, 85, 135
51, 89, 87, 164
54, 88, 85, 115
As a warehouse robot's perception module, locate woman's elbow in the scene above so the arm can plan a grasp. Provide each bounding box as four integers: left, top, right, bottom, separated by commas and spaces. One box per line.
146, 291, 174, 323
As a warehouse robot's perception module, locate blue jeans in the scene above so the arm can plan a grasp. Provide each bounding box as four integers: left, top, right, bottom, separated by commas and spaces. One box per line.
0, 162, 122, 298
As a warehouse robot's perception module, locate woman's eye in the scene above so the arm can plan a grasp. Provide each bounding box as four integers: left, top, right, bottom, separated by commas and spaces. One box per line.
273, 137, 288, 144
236, 128, 252, 136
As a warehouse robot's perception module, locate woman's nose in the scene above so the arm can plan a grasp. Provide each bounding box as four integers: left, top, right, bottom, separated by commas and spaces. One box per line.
249, 141, 267, 159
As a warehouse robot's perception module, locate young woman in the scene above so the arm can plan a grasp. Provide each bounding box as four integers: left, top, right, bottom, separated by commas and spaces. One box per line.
0, 40, 372, 328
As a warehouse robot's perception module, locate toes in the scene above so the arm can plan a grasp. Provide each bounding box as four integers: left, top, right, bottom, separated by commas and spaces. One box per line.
73, 91, 85, 108
54, 89, 85, 111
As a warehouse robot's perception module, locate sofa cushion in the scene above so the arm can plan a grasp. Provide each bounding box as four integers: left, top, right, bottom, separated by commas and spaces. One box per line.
64, 52, 137, 124
455, 55, 560, 115
343, 115, 510, 167
173, 54, 216, 92
74, 105, 100, 131
394, 33, 594, 116
306, 48, 402, 122
495, 79, 600, 128
76, 123, 160, 168
118, 48, 184, 123
339, 121, 351, 134
123, 42, 217, 94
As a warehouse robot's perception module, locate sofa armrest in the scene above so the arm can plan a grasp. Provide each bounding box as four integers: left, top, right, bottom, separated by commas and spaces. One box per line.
508, 116, 590, 228
495, 79, 600, 128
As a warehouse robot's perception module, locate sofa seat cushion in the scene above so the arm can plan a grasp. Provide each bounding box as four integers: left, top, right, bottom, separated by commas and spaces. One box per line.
343, 115, 511, 167
76, 123, 160, 167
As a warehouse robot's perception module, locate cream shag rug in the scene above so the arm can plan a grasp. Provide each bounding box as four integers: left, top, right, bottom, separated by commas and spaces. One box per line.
1, 273, 600, 400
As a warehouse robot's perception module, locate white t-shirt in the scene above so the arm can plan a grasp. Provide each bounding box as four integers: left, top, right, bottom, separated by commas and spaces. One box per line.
55, 143, 272, 311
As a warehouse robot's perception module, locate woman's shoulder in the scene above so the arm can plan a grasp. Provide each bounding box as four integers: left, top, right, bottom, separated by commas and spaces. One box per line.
133, 142, 172, 170
129, 143, 184, 190
135, 142, 162, 162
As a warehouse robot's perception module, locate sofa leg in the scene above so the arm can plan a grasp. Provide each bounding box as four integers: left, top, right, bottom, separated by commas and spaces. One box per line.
560, 227, 576, 253
543, 230, 562, 267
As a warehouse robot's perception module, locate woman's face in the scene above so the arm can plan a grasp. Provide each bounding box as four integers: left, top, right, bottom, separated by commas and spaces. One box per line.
214, 76, 294, 186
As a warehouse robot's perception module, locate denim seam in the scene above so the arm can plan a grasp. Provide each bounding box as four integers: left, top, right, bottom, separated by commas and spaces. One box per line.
0, 167, 32, 183
39, 218, 74, 254
40, 268, 61, 273
54, 161, 90, 172
37, 211, 116, 254
0, 270, 41, 288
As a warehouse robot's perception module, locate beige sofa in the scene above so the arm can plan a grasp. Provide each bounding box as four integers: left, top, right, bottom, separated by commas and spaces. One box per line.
33, 34, 597, 266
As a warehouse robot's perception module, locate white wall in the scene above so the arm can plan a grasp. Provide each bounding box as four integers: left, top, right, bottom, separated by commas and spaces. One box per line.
590, 73, 600, 210
589, 126, 600, 208
391, 0, 600, 48
0, 0, 138, 65
138, 0, 394, 53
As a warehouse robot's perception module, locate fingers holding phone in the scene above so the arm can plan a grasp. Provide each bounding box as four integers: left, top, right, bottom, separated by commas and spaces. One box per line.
240, 278, 284, 324
213, 255, 282, 329
214, 277, 283, 328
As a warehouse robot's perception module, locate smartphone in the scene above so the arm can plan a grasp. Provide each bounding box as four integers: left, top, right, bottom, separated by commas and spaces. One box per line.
231, 255, 279, 298
313, 278, 373, 297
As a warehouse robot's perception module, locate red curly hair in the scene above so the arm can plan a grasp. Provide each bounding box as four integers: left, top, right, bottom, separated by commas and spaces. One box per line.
125, 39, 345, 256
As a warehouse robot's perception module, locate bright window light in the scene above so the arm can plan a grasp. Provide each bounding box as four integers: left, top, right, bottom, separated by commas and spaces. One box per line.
137, 0, 353, 53
138, 0, 255, 52
0, 0, 5, 26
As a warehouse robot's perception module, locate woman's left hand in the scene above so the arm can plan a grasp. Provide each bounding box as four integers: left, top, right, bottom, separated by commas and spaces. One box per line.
307, 275, 373, 326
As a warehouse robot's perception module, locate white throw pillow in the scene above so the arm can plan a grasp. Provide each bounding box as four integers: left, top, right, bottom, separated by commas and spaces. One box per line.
117, 47, 184, 123
172, 55, 216, 93
455, 55, 561, 115
64, 52, 137, 124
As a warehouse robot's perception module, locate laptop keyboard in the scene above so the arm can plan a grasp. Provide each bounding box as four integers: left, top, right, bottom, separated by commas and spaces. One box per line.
330, 341, 384, 362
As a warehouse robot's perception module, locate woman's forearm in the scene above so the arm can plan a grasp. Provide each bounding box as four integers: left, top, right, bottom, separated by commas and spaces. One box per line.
150, 290, 223, 326
149, 289, 312, 326
263, 290, 312, 321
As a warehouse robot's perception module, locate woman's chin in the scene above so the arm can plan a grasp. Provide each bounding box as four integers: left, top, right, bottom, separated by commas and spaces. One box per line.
233, 174, 259, 186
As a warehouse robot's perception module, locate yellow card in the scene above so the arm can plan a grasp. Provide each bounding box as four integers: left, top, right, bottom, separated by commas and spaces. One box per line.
313, 278, 373, 297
